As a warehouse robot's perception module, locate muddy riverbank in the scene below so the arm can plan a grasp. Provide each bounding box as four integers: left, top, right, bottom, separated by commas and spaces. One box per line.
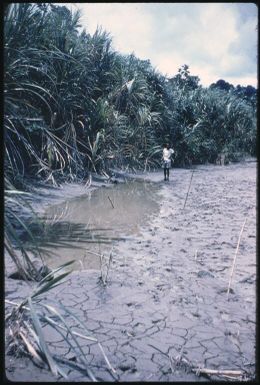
5, 160, 257, 382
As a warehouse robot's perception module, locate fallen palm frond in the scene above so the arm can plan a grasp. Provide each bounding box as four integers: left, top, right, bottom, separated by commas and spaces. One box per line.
5, 260, 116, 380
227, 218, 247, 299
4, 236, 31, 282
5, 262, 75, 378
5, 177, 47, 280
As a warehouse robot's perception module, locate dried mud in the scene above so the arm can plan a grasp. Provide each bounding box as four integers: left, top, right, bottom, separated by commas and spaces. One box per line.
5, 160, 256, 382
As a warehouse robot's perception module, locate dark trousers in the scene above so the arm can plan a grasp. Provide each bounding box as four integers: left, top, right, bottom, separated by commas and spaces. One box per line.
164, 166, 169, 180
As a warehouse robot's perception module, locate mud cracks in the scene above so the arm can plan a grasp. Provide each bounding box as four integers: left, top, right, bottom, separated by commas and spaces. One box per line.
5, 161, 256, 381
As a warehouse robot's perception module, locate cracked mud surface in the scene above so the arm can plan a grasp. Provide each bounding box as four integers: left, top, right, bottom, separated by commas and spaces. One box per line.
5, 161, 256, 382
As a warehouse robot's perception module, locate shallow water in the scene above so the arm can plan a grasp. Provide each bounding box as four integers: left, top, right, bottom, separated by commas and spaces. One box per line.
31, 179, 161, 270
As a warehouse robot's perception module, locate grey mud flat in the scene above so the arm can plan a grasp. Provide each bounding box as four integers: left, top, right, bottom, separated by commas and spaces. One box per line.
5, 160, 256, 382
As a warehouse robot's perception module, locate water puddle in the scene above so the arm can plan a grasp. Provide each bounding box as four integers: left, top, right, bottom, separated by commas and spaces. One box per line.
25, 179, 161, 270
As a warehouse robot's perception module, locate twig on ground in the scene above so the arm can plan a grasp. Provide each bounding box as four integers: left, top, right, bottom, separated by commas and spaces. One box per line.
107, 195, 114, 208
98, 342, 117, 374
227, 218, 247, 299
171, 354, 247, 381
183, 169, 195, 209
195, 368, 243, 377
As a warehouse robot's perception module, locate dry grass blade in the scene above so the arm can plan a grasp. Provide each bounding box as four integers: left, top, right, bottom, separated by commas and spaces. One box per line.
107, 195, 114, 208
227, 218, 247, 298
43, 315, 98, 342
23, 320, 41, 346
183, 169, 195, 209
6, 298, 97, 378
171, 354, 246, 380
51, 355, 98, 377
97, 342, 116, 374
27, 297, 67, 378
57, 301, 116, 375
55, 301, 98, 342
19, 329, 44, 366
42, 303, 97, 382
193, 366, 248, 380
195, 368, 243, 378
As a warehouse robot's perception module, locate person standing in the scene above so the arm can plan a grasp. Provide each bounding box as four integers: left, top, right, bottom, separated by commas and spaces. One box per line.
163, 143, 174, 181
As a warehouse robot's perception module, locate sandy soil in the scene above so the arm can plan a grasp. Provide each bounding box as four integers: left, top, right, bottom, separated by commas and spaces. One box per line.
4, 160, 256, 382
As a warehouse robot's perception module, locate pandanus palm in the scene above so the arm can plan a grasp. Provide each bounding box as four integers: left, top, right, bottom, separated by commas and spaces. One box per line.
174, 87, 257, 164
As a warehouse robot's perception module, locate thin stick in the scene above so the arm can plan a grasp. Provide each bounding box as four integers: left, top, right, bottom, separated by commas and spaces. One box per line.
107, 195, 114, 209
227, 218, 247, 298
194, 368, 243, 376
183, 169, 195, 209
98, 342, 117, 373
193, 367, 245, 380
171, 355, 245, 380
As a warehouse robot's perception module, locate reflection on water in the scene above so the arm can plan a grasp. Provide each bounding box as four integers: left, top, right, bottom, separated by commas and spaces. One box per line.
25, 180, 160, 270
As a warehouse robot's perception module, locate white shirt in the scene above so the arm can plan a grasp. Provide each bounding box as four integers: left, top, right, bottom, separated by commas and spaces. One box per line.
163, 148, 174, 162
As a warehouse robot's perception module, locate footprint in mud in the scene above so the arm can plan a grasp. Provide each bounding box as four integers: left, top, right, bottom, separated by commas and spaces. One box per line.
118, 364, 137, 373
197, 270, 215, 278
217, 287, 235, 295
152, 294, 160, 303
239, 274, 255, 284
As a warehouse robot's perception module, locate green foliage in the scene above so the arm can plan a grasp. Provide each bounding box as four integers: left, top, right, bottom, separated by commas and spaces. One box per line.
161, 83, 256, 165
4, 4, 256, 274
4, 3, 256, 182
169, 64, 201, 92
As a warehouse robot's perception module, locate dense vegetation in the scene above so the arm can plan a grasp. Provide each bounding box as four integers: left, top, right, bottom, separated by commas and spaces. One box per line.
5, 3, 257, 189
